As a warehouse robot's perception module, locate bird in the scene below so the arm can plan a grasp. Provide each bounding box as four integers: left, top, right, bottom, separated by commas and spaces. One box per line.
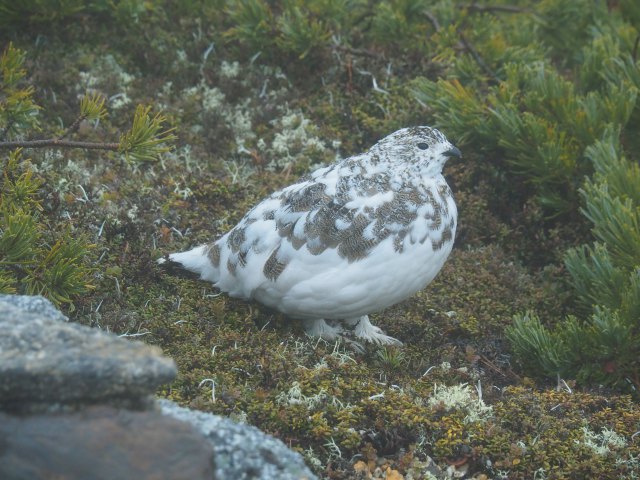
159, 126, 460, 346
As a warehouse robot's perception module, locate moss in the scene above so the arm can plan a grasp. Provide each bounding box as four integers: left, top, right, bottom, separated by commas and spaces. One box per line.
478, 388, 640, 479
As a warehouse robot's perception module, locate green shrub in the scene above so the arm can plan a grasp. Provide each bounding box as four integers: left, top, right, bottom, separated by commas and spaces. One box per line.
224, 0, 335, 60
224, 0, 277, 54
0, 0, 147, 27
412, 0, 639, 216
0, 149, 94, 307
0, 44, 40, 139
508, 133, 640, 391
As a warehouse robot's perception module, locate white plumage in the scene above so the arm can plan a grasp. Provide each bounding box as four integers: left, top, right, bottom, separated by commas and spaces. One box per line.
160, 126, 461, 345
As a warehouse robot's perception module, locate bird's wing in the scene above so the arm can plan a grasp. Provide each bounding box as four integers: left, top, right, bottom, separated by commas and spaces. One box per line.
270, 165, 443, 262
217, 162, 449, 290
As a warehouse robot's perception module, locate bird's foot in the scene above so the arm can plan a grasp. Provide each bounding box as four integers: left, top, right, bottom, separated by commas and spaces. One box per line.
347, 315, 403, 346
303, 318, 344, 341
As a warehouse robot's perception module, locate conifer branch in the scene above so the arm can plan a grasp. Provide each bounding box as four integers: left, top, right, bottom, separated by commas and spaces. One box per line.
57, 92, 109, 140
1, 44, 173, 162
118, 105, 177, 163
457, 4, 533, 15
0, 139, 120, 151
56, 116, 86, 140
0, 91, 174, 161
56, 92, 108, 140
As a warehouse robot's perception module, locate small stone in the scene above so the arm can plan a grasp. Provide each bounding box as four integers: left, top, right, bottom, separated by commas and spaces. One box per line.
0, 405, 214, 480
0, 297, 176, 412
159, 399, 318, 480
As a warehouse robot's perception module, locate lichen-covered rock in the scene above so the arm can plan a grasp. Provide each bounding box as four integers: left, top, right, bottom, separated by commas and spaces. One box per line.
0, 296, 176, 412
0, 294, 68, 322
159, 399, 318, 480
0, 405, 214, 480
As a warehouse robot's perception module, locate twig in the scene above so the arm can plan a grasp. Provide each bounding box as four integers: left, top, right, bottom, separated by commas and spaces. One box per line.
479, 354, 520, 381
458, 31, 501, 83
458, 4, 532, 14
422, 11, 441, 32
333, 45, 385, 61
57, 114, 87, 140
0, 138, 119, 151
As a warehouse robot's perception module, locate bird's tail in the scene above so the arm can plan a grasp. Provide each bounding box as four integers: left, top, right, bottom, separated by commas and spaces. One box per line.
157, 244, 219, 283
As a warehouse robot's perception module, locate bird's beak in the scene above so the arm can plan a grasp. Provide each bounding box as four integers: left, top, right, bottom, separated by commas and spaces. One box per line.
443, 146, 462, 159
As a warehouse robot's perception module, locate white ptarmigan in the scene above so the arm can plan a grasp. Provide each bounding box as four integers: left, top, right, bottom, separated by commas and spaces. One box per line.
160, 126, 460, 345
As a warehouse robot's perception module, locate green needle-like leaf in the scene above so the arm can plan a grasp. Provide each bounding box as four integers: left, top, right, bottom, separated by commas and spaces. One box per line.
118, 105, 177, 163
79, 92, 108, 122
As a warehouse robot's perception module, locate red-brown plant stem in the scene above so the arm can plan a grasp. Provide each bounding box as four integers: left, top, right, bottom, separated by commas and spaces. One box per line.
0, 139, 119, 151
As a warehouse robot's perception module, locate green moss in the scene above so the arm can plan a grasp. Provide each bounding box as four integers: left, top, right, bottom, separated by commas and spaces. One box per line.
481, 388, 640, 478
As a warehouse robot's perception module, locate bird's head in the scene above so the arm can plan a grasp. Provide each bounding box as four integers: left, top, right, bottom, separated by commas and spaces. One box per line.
370, 126, 461, 177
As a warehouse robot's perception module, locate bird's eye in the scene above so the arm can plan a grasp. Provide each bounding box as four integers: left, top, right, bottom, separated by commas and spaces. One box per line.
417, 143, 429, 150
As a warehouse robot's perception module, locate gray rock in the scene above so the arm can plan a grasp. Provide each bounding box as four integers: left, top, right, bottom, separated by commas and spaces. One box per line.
159, 399, 318, 480
0, 405, 214, 480
0, 294, 316, 479
0, 297, 176, 412
0, 294, 68, 322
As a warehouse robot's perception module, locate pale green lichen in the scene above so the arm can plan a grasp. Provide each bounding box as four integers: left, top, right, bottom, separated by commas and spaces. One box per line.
426, 383, 493, 424
77, 54, 135, 110
276, 381, 329, 409
220, 60, 241, 78
577, 425, 627, 455
302, 446, 324, 471
615, 453, 640, 480
266, 109, 337, 170
200, 84, 226, 112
